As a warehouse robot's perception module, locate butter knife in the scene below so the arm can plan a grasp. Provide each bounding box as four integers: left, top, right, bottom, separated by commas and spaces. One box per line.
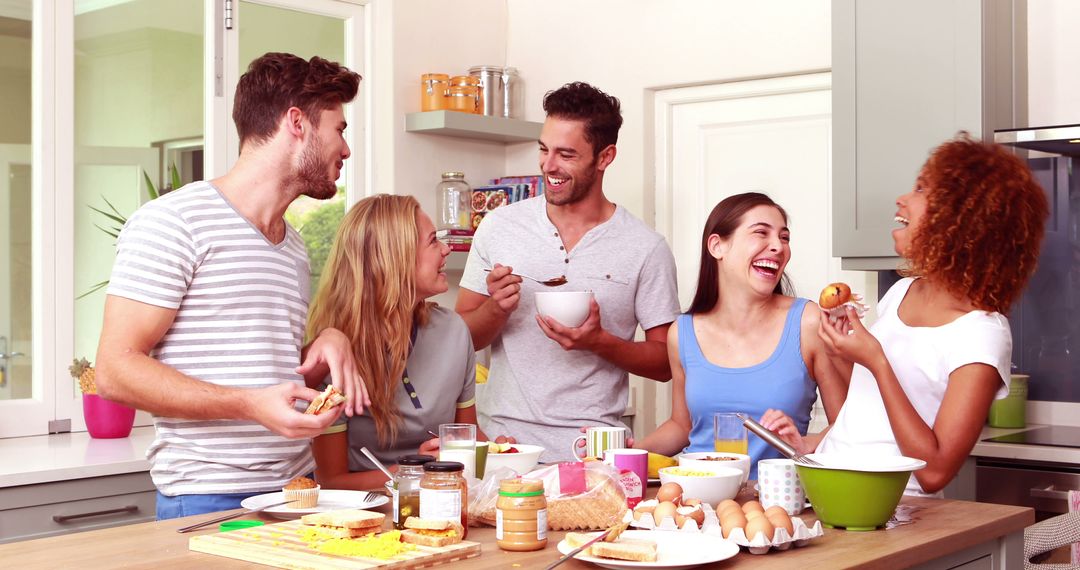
545, 521, 628, 570
176, 500, 292, 533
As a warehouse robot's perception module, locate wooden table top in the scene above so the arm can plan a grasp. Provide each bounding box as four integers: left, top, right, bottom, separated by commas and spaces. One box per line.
1, 492, 1031, 569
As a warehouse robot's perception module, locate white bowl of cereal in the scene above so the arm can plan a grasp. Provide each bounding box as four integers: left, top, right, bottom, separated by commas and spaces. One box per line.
677, 452, 751, 484
658, 465, 743, 506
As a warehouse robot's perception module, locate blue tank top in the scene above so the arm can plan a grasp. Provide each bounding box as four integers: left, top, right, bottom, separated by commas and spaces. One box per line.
679, 298, 817, 480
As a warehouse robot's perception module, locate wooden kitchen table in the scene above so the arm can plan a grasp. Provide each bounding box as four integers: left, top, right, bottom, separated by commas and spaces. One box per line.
0, 494, 1031, 569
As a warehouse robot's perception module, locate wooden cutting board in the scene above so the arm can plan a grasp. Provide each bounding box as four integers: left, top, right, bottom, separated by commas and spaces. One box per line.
189, 520, 482, 569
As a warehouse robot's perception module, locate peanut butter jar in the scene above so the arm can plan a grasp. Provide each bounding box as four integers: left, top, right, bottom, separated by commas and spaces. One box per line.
496, 478, 547, 551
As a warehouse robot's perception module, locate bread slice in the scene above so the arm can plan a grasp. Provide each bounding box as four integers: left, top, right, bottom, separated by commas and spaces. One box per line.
300, 509, 384, 529
301, 525, 379, 538
564, 532, 657, 562
304, 385, 346, 415
400, 517, 464, 547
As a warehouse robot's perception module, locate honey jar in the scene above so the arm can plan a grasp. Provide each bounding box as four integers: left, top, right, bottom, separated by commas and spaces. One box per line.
392, 454, 435, 529
420, 73, 449, 111
495, 478, 547, 551
419, 461, 468, 538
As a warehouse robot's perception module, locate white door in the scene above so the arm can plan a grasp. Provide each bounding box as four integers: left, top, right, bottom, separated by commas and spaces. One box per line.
642, 73, 875, 435
0, 145, 31, 402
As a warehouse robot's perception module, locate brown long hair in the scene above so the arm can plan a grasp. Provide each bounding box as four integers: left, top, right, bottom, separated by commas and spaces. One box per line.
233, 52, 361, 151
306, 194, 430, 446
687, 192, 793, 314
904, 134, 1048, 313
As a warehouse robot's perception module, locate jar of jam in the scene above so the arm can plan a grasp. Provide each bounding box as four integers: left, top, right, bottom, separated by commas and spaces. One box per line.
420, 73, 449, 111
496, 478, 547, 551
419, 461, 468, 538
392, 454, 435, 529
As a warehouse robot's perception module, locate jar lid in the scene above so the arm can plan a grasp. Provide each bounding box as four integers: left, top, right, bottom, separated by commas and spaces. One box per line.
498, 478, 545, 495
421, 73, 449, 81
441, 172, 465, 179
398, 454, 437, 466
449, 75, 480, 86
423, 461, 464, 472
468, 65, 503, 73
220, 520, 264, 532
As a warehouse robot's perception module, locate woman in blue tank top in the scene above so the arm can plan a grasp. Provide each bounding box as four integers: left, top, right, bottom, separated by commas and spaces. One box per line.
636, 193, 848, 480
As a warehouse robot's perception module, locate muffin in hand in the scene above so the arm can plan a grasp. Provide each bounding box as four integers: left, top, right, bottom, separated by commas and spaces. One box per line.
283, 476, 320, 508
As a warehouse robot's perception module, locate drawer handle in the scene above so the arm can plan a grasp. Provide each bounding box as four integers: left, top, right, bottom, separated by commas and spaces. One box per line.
52, 505, 139, 523
1029, 487, 1070, 501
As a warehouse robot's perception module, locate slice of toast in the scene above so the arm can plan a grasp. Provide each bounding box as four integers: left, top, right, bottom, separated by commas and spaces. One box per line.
400, 518, 463, 547
301, 525, 379, 539
304, 385, 346, 415
564, 532, 657, 562
300, 509, 384, 529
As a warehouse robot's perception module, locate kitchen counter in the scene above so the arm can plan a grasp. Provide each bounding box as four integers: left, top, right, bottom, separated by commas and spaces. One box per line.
0, 493, 1032, 569
0, 426, 154, 488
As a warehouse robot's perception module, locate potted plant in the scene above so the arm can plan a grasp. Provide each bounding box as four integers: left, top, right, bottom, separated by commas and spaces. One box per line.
70, 357, 135, 438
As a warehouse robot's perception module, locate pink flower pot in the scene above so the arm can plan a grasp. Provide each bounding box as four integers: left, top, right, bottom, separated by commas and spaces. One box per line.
82, 393, 136, 438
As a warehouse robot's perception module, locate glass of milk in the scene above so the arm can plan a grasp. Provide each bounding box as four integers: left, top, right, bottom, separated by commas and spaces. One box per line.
438, 423, 477, 480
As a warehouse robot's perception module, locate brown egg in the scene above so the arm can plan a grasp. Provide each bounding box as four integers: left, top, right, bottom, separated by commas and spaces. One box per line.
741, 500, 765, 514
745, 510, 764, 521
719, 509, 747, 539
744, 515, 775, 542
682, 497, 702, 508
716, 499, 740, 515
765, 506, 794, 535
677, 505, 705, 527
655, 482, 684, 504
653, 501, 679, 526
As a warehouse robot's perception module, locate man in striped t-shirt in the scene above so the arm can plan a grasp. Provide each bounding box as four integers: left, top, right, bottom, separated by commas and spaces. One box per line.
95, 53, 369, 519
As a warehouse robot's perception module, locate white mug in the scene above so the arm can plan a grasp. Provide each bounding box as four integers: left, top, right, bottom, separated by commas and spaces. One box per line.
757, 458, 806, 515
571, 426, 627, 461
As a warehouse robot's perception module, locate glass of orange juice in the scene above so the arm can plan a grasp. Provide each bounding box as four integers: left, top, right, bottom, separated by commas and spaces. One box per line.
714, 412, 748, 454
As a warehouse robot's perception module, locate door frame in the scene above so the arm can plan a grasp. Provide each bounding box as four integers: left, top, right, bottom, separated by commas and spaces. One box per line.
0, 144, 32, 402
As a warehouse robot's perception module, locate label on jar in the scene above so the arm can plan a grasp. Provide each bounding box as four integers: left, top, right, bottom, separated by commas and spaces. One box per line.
536, 508, 547, 540
495, 508, 503, 540
391, 486, 400, 525
419, 488, 462, 522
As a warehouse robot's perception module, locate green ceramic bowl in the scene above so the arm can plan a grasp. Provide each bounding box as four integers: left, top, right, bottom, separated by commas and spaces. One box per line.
796, 454, 927, 531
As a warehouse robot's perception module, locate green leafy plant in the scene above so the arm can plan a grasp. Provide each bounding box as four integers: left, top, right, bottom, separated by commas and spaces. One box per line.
78, 165, 177, 299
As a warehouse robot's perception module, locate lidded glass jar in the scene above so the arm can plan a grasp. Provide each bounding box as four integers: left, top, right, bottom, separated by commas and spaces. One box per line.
436, 172, 472, 230
419, 461, 468, 538
496, 478, 547, 551
392, 454, 435, 529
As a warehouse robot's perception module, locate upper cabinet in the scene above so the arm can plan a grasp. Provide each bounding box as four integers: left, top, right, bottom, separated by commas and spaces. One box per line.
832, 0, 1022, 270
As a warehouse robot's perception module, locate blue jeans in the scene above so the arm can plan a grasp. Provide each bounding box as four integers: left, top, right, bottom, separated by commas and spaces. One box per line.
156, 490, 261, 520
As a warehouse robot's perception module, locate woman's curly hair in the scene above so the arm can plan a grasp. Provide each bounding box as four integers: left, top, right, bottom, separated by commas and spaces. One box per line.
903, 133, 1048, 313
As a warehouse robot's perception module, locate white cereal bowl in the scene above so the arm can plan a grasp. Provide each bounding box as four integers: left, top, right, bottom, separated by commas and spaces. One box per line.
658, 465, 744, 505
677, 452, 751, 484
535, 291, 593, 328
484, 444, 544, 478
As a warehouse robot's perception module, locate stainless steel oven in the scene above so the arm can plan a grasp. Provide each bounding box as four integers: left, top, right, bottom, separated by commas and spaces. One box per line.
976, 458, 1079, 521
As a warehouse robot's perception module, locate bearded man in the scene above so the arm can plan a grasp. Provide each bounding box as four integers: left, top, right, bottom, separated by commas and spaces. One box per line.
95, 53, 369, 519
456, 82, 680, 462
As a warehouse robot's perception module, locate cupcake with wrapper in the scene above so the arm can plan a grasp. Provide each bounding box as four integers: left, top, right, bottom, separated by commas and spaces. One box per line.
283, 476, 320, 508
818, 282, 868, 324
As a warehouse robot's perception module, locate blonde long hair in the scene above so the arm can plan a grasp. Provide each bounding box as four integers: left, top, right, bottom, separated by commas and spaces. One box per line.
307, 194, 430, 446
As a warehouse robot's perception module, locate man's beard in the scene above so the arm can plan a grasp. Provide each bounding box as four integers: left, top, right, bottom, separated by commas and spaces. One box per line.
296, 137, 338, 200
544, 162, 597, 207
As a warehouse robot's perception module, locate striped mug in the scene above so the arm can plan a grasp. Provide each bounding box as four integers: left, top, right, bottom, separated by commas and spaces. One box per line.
571, 426, 628, 461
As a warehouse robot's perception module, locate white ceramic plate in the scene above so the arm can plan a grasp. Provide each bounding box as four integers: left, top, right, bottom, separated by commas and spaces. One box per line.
240, 490, 389, 520
556, 529, 739, 570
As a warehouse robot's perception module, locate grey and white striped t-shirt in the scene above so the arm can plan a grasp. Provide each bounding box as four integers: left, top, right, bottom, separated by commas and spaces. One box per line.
107, 181, 315, 496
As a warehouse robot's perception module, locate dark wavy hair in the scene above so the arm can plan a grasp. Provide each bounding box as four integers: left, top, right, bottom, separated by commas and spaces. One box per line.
542, 82, 623, 156
688, 192, 794, 314
905, 133, 1048, 313
233, 52, 361, 150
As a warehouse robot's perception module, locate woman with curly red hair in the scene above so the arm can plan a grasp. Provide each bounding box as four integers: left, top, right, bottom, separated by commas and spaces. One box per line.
765, 133, 1048, 496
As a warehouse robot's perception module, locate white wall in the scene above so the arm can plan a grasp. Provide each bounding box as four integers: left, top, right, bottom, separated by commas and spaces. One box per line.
502, 0, 831, 222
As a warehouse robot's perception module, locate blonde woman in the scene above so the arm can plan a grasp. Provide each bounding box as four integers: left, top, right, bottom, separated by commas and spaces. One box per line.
309, 194, 492, 490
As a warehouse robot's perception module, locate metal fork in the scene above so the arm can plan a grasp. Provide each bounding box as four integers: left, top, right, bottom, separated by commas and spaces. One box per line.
360, 491, 382, 504
738, 413, 824, 467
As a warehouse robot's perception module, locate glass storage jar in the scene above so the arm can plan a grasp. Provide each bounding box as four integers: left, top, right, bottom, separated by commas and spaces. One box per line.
392, 454, 435, 529
436, 172, 472, 230
420, 73, 449, 111
495, 478, 547, 551
419, 460, 468, 538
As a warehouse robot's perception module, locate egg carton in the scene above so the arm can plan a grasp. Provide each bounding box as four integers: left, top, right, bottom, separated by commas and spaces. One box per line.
623, 501, 824, 555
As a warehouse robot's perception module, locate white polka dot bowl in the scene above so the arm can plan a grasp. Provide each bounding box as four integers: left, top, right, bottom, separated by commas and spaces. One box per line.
757, 458, 806, 515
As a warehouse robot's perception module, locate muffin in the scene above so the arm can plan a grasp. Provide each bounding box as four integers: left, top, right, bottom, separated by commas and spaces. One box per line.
283, 476, 320, 508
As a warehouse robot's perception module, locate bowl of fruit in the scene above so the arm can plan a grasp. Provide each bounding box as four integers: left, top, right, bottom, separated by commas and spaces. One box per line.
484, 442, 544, 477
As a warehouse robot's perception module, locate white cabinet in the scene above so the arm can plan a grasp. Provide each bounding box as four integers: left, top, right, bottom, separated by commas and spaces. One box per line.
0, 471, 155, 544
832, 0, 1021, 269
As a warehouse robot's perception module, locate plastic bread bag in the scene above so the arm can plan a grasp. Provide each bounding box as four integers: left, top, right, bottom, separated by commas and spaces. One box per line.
468, 466, 518, 527
524, 460, 628, 531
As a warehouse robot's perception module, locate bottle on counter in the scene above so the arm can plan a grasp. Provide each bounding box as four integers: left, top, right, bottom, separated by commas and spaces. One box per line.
419, 460, 469, 538
392, 454, 436, 530
435, 172, 472, 230
496, 478, 547, 551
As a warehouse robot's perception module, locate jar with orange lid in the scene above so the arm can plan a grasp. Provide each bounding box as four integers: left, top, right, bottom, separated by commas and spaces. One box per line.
420, 73, 449, 111
447, 85, 480, 114
419, 461, 469, 538
495, 478, 547, 551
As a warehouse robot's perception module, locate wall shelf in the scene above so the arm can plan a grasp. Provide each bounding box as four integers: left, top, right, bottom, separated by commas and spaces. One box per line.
405, 111, 542, 143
